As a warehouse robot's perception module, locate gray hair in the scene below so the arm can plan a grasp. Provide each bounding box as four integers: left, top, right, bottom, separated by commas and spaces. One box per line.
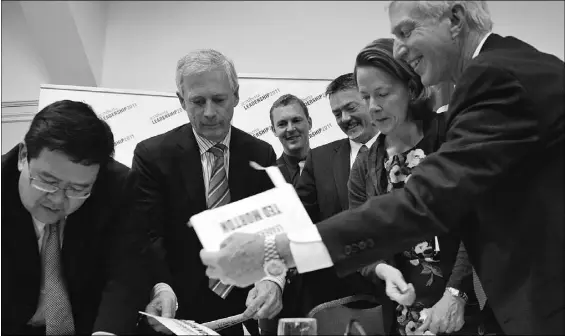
175, 49, 239, 94
388, 1, 493, 34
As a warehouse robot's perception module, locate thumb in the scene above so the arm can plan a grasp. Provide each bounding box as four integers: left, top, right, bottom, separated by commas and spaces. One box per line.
391, 272, 409, 292
160, 298, 174, 318
417, 309, 433, 334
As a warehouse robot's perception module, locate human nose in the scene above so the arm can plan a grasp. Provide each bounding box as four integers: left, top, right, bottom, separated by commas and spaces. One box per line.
393, 39, 408, 61
46, 189, 66, 204
341, 111, 351, 122
203, 100, 216, 119
285, 122, 297, 133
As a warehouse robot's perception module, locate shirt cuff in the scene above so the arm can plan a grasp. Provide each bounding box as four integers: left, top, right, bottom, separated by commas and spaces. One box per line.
92, 333, 116, 335
287, 225, 333, 273
152, 282, 178, 310
261, 275, 286, 291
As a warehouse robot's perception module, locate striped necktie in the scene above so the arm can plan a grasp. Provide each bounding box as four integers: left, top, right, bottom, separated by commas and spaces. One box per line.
207, 144, 233, 298
43, 221, 75, 335
472, 267, 488, 310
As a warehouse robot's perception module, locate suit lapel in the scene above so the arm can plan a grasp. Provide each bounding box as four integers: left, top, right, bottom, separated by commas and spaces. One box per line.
177, 124, 207, 211
228, 128, 250, 202
333, 140, 351, 210
3, 162, 42, 308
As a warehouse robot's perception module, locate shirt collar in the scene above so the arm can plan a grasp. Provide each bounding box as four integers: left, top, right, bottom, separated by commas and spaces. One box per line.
192, 127, 232, 155
472, 32, 492, 59
350, 131, 380, 151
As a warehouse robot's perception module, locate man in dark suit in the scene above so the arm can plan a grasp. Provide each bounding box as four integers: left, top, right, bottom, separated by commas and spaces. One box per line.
201, 2, 564, 335
1, 100, 151, 335
131, 49, 280, 335
294, 74, 381, 316
256, 94, 312, 334
271, 94, 312, 187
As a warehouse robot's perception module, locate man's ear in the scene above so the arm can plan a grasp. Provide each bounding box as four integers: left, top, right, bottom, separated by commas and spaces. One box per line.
449, 4, 466, 39
18, 142, 27, 172
270, 125, 276, 134
233, 85, 240, 107
176, 91, 186, 110
307, 116, 313, 131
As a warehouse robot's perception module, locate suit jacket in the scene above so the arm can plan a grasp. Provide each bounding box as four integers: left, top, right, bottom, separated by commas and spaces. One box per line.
129, 124, 276, 334
1, 145, 150, 335
295, 139, 382, 318
297, 138, 352, 223
316, 34, 564, 334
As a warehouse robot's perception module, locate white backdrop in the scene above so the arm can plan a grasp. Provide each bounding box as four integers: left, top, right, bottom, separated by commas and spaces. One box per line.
38, 77, 345, 167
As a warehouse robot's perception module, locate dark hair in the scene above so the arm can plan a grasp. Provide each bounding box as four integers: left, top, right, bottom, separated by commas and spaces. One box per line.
269, 94, 310, 126
325, 73, 357, 97
354, 38, 435, 122
24, 100, 115, 165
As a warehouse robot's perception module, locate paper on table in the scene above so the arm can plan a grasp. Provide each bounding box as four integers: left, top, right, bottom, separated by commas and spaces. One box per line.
139, 312, 220, 335
189, 161, 314, 252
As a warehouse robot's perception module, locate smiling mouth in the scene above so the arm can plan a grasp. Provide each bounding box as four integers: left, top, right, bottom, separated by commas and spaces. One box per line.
409, 57, 422, 70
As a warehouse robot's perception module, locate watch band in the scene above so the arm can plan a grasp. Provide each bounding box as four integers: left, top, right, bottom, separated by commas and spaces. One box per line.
446, 287, 469, 302
264, 234, 280, 263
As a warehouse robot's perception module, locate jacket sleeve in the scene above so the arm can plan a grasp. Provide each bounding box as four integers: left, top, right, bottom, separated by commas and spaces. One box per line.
317, 62, 544, 276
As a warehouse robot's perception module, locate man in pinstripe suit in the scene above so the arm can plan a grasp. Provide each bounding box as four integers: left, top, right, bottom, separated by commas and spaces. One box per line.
128, 49, 280, 335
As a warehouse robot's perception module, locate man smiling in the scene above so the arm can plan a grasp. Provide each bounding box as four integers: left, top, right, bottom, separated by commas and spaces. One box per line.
270, 94, 312, 187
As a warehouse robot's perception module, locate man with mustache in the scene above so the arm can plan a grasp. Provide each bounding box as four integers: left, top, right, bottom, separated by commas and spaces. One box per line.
293, 73, 382, 319
201, 1, 564, 335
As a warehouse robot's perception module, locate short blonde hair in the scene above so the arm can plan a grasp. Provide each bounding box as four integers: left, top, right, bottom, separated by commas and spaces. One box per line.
175, 49, 239, 94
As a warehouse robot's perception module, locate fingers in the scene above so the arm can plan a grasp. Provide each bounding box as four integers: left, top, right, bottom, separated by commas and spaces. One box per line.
145, 298, 160, 316
256, 291, 280, 319
416, 312, 432, 334
200, 250, 220, 268
246, 287, 258, 306
387, 282, 415, 306
161, 298, 175, 318
244, 290, 266, 318
428, 314, 445, 334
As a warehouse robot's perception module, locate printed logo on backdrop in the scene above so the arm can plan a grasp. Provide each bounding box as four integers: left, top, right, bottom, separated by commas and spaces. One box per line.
150, 107, 184, 124
302, 93, 324, 107
100, 103, 138, 121
241, 88, 281, 110
251, 125, 271, 139
114, 134, 135, 147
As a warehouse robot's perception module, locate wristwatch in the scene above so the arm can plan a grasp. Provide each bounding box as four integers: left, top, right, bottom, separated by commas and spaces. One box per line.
263, 234, 288, 277
446, 287, 469, 303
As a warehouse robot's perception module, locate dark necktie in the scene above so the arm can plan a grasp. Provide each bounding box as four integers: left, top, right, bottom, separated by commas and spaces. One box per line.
206, 144, 234, 298
43, 221, 75, 335
353, 144, 369, 166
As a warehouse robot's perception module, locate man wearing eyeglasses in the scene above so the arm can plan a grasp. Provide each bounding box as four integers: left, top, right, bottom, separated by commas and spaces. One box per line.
1, 100, 151, 335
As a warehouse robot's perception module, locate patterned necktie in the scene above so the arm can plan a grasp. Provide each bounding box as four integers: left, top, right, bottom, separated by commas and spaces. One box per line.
206, 144, 233, 298
472, 267, 488, 310
43, 221, 75, 335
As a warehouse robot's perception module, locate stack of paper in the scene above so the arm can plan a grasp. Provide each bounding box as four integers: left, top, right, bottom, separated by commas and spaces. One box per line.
140, 312, 220, 335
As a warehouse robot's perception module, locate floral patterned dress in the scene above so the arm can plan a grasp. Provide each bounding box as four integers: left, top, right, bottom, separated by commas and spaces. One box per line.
383, 146, 447, 335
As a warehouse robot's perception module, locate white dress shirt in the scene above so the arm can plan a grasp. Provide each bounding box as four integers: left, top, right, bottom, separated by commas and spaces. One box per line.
193, 128, 285, 290
287, 33, 495, 274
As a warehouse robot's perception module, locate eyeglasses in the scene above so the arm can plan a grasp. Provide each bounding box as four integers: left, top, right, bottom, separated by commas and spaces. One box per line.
28, 170, 92, 200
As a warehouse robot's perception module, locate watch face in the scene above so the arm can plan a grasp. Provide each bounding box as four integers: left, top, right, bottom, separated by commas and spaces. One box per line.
265, 259, 287, 276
